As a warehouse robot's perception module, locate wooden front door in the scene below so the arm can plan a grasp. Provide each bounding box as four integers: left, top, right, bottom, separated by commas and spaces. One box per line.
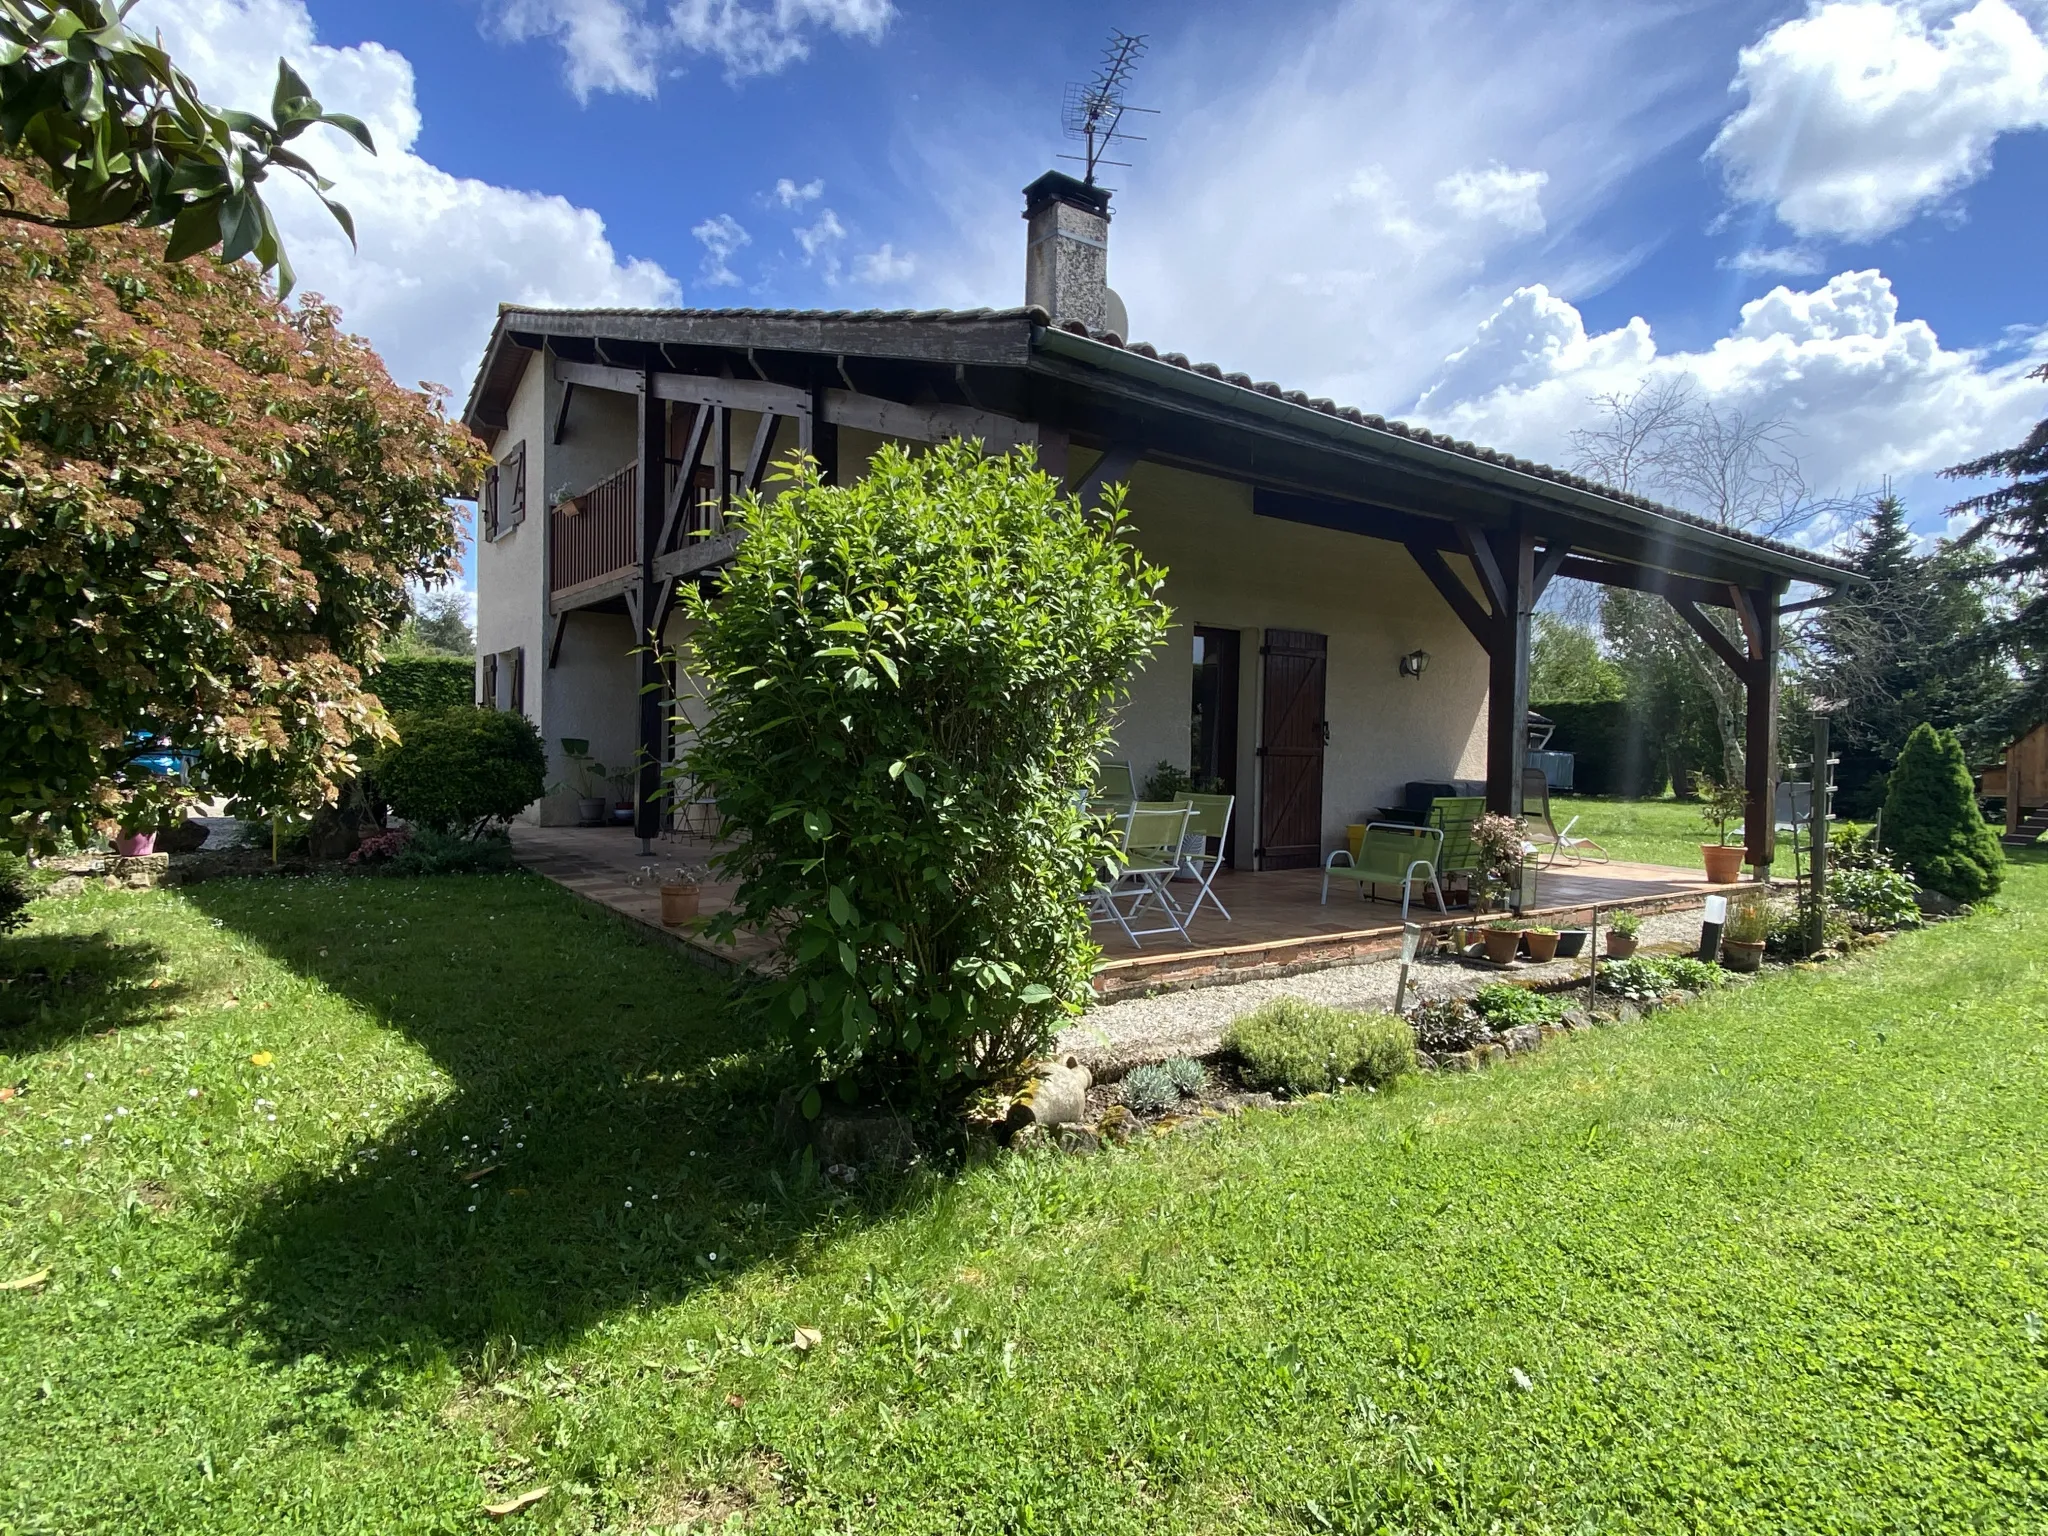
1257, 629, 1327, 869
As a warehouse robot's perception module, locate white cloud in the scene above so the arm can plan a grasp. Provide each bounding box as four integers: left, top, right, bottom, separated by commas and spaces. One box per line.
692, 213, 751, 286
488, 0, 661, 99
1710, 0, 2048, 240
853, 244, 915, 284
773, 176, 824, 208
1719, 244, 1828, 277
1434, 164, 1549, 234
134, 0, 679, 400
487, 0, 893, 97
794, 208, 846, 277
1412, 270, 2048, 512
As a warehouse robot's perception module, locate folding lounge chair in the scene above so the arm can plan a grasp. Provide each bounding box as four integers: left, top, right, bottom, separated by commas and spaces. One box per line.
1523, 767, 1608, 866
1322, 822, 1448, 919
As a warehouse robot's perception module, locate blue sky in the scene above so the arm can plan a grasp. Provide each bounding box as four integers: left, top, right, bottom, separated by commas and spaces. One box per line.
142, 0, 2048, 589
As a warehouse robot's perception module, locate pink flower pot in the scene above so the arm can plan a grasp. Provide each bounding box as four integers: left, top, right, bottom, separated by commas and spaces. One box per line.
114, 831, 157, 857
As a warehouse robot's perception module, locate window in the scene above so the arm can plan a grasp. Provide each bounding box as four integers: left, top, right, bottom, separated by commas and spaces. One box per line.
481, 652, 498, 708
507, 646, 525, 715
482, 440, 526, 541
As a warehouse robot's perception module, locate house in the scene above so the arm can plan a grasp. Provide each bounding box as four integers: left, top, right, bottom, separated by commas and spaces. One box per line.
1982, 721, 2048, 846
461, 169, 1853, 877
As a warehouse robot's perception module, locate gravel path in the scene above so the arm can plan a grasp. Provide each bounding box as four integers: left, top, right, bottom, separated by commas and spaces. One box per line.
1058, 905, 1712, 1076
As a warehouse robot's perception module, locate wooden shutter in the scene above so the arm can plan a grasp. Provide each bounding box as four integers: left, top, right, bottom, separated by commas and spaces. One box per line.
481, 461, 500, 541
1256, 629, 1328, 870
508, 647, 525, 715
481, 652, 498, 709
506, 441, 527, 532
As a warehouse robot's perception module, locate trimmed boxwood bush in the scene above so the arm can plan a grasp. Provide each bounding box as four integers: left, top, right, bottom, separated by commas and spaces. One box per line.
374, 708, 544, 838
1223, 998, 1415, 1095
366, 656, 475, 717
1883, 723, 2004, 903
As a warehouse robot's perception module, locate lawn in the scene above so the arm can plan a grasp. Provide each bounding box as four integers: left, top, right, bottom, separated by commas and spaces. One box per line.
4, 860, 2048, 1532
1547, 793, 1804, 869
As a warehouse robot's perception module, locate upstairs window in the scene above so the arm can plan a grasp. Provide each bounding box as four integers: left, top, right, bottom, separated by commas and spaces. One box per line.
483, 440, 527, 540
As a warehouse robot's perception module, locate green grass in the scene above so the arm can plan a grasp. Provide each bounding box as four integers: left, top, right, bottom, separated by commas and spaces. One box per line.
1550, 794, 1734, 867
5, 860, 2048, 1532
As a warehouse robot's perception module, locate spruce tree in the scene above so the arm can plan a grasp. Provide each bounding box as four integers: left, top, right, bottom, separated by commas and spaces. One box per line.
1944, 367, 2048, 729
1883, 724, 2005, 903
1813, 492, 2010, 815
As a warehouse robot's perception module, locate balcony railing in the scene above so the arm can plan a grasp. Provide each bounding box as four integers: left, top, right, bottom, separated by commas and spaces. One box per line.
550, 463, 637, 593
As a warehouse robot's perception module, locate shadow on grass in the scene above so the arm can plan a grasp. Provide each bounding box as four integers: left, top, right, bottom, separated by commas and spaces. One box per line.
0, 929, 182, 1048
182, 873, 920, 1373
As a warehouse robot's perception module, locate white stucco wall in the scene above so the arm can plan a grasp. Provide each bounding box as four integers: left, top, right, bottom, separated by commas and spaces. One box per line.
473, 353, 547, 734
1100, 456, 1490, 865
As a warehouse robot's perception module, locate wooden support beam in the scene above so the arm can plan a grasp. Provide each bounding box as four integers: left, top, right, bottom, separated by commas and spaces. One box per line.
1552, 555, 1738, 609
743, 409, 778, 493
553, 357, 810, 418
658, 404, 712, 557
633, 374, 666, 845
819, 388, 1036, 452
547, 612, 568, 669
1669, 596, 1753, 679
1405, 543, 1493, 647
1070, 443, 1143, 508
1457, 523, 1508, 615
551, 381, 575, 446
1743, 588, 1780, 875
1484, 527, 1535, 818
1776, 592, 1838, 616
1252, 487, 1462, 552
810, 383, 837, 482
1532, 540, 1573, 601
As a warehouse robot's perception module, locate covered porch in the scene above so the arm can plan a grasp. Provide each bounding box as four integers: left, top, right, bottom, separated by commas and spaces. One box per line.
507, 823, 1740, 1002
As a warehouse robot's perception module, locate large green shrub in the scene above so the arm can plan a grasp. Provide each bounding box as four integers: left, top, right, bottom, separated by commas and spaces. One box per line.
1222, 998, 1415, 1095
373, 708, 545, 838
366, 656, 475, 716
1883, 724, 2004, 903
0, 851, 36, 934
1537, 701, 1670, 797
683, 443, 1170, 1111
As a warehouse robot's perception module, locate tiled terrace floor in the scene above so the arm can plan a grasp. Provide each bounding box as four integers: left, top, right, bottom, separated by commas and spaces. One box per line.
508, 824, 1742, 999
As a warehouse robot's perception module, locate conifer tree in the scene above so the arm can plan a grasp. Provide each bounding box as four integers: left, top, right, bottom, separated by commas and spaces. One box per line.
1944, 367, 2048, 728
1812, 492, 2008, 815
1883, 724, 2004, 903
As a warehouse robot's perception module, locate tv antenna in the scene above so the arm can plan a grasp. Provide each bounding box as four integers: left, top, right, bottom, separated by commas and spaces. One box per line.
1060, 30, 1157, 186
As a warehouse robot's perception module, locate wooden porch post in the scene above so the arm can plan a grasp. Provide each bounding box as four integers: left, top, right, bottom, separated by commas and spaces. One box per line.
1741, 587, 1779, 878
632, 371, 666, 852
1484, 525, 1536, 817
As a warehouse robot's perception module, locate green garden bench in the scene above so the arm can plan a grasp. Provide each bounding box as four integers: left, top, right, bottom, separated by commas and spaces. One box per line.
1322, 821, 1448, 919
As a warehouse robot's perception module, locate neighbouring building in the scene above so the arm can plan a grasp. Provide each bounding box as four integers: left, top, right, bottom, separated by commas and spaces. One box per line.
462, 169, 1853, 874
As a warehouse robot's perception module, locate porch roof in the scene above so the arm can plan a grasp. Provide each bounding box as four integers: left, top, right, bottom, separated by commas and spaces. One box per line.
462, 302, 1855, 592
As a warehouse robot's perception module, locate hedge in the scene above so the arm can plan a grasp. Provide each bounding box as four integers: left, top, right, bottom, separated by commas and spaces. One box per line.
1536, 700, 1671, 798
366, 656, 474, 717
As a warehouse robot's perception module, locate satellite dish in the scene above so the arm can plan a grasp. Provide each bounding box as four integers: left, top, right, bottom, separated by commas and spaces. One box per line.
1104, 287, 1130, 342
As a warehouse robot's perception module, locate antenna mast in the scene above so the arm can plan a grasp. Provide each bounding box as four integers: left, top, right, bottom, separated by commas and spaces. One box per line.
1060, 30, 1156, 186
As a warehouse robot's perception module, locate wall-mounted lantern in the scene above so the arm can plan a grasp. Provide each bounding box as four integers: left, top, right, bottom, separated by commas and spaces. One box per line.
1399, 649, 1430, 680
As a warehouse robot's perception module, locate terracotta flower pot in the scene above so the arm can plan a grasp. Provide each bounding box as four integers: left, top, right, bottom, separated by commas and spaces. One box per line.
1700, 843, 1746, 884
1721, 937, 1764, 973
660, 881, 700, 927
1522, 929, 1560, 963
1482, 927, 1521, 965
113, 830, 156, 857
1606, 931, 1639, 960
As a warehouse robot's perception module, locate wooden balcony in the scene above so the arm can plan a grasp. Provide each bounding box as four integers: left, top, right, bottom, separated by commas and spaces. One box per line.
550, 463, 638, 596
549, 460, 732, 609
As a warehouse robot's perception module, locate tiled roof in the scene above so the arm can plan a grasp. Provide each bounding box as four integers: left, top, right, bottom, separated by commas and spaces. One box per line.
476, 302, 1856, 578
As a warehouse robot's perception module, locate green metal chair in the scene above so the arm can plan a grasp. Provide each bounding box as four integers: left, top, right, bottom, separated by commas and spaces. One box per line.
1428, 795, 1486, 888
1179, 792, 1235, 923
1090, 803, 1194, 946
1322, 822, 1448, 918
1094, 758, 1135, 805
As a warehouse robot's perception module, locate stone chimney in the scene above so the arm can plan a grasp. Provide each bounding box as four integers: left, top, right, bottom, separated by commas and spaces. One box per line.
1023, 170, 1113, 334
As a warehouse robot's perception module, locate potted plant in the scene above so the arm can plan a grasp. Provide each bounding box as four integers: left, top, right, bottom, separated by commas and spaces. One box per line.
1482, 920, 1522, 965
549, 740, 610, 826
1696, 774, 1748, 884
609, 768, 637, 825
1721, 889, 1769, 972
1471, 811, 1530, 912
1522, 924, 1560, 963
1606, 909, 1642, 959
659, 864, 711, 927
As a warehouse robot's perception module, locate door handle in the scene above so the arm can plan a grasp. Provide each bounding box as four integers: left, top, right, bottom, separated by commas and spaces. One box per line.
1320, 721, 1331, 745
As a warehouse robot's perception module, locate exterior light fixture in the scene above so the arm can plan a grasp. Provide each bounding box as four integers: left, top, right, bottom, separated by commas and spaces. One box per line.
1399, 649, 1430, 679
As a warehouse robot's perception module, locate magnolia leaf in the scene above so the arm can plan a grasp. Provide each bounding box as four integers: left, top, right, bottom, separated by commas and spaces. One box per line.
827, 885, 851, 926
1019, 984, 1054, 1004
837, 940, 857, 976
483, 1487, 551, 1520
318, 111, 375, 153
